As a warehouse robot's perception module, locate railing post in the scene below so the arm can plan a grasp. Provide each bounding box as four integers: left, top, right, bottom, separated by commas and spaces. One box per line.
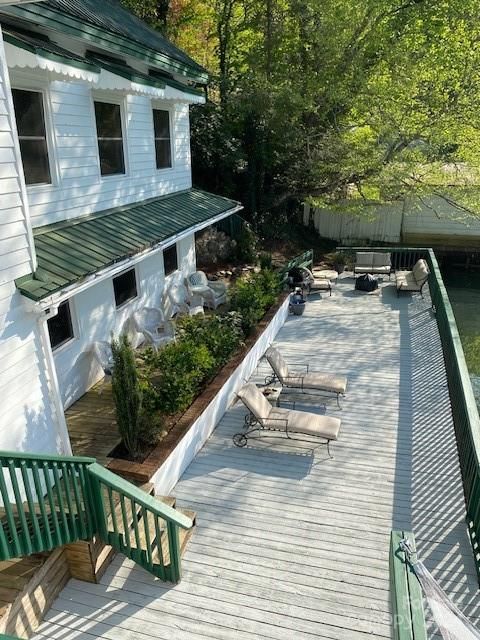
166, 521, 182, 582
86, 466, 106, 540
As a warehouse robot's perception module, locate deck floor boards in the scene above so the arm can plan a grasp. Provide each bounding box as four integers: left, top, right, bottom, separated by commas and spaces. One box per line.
35, 276, 480, 639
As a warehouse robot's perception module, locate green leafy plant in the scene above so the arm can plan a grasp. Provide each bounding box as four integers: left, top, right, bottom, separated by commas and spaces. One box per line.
147, 341, 215, 415
229, 269, 281, 335
111, 335, 142, 458
259, 252, 273, 270
176, 312, 243, 366
235, 224, 258, 263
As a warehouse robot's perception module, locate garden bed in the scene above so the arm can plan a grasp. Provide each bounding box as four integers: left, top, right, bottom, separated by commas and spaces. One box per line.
107, 291, 289, 485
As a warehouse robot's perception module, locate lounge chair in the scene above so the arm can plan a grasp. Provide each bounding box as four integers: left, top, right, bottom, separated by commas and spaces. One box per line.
395, 259, 429, 297
233, 383, 341, 455
166, 283, 204, 317
91, 341, 114, 377
265, 346, 347, 407
354, 252, 392, 278
300, 267, 332, 296
132, 307, 175, 351
187, 271, 227, 309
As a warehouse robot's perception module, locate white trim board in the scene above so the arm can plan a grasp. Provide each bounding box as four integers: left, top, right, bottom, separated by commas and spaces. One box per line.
151, 294, 290, 495
22, 204, 243, 313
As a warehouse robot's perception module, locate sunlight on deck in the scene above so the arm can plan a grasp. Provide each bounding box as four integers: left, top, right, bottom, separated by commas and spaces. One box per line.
34, 275, 480, 640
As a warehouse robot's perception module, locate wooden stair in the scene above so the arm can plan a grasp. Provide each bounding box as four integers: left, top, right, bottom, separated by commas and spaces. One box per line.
0, 484, 196, 638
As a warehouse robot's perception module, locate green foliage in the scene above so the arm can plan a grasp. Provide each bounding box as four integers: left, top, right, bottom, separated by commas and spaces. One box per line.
259, 252, 273, 270
176, 312, 243, 365
120, 0, 480, 220
147, 341, 215, 415
111, 335, 142, 458
229, 269, 280, 335
235, 224, 258, 263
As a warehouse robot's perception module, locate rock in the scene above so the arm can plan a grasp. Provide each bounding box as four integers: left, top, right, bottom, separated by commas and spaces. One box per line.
226, 270, 233, 276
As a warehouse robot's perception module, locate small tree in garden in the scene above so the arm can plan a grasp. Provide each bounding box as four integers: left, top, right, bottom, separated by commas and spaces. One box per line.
111, 335, 142, 458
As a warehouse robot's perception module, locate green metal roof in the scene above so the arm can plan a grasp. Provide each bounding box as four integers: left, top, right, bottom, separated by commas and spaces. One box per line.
1, 0, 208, 83
16, 189, 242, 302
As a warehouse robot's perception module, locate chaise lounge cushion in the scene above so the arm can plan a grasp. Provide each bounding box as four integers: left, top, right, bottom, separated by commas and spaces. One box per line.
265, 346, 290, 382
237, 383, 272, 426
267, 407, 341, 439
287, 372, 347, 394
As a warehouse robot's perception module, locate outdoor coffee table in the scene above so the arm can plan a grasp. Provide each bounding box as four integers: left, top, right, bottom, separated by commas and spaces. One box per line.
312, 269, 338, 282
260, 386, 282, 407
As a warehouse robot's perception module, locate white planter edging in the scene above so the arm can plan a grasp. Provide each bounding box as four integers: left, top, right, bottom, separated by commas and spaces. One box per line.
151, 295, 290, 494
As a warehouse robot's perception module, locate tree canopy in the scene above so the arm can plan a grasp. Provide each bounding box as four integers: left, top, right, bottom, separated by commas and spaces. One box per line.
123, 0, 480, 218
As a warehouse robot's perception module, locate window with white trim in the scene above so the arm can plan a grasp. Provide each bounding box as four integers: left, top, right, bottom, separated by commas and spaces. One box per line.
153, 108, 172, 169
47, 300, 74, 350
94, 100, 125, 176
12, 88, 52, 185
113, 269, 137, 307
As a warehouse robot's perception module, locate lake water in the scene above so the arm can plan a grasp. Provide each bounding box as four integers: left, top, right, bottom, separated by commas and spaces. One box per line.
442, 267, 480, 410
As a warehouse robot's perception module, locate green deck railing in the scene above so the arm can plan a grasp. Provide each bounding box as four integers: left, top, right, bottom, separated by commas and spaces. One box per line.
390, 531, 427, 640
0, 452, 192, 582
279, 249, 314, 285
342, 246, 480, 579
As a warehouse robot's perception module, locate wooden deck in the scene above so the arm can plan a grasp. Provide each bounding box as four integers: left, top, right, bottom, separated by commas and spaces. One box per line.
34, 276, 480, 639
65, 382, 119, 465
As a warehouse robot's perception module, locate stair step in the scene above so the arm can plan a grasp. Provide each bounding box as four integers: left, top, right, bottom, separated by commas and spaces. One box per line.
107, 482, 154, 530
156, 495, 176, 509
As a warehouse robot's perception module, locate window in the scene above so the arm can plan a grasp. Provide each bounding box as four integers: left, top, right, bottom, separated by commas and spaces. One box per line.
12, 88, 51, 185
163, 244, 178, 276
153, 109, 172, 169
113, 269, 137, 307
47, 301, 74, 350
94, 101, 125, 176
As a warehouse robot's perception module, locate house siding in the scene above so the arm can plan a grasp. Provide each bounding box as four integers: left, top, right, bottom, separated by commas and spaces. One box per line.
7, 71, 193, 228
54, 235, 196, 408
0, 28, 62, 454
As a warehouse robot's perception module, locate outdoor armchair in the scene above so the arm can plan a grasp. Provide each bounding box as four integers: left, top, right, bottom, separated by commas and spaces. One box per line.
265, 345, 347, 407
354, 252, 392, 278
166, 283, 204, 317
132, 307, 175, 351
233, 382, 341, 455
395, 259, 429, 297
301, 267, 332, 296
187, 271, 227, 309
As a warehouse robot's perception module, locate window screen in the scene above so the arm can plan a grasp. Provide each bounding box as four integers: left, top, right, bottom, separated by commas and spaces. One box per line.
113, 269, 137, 307
94, 101, 125, 176
12, 88, 51, 185
47, 301, 74, 349
153, 109, 172, 169
163, 244, 178, 275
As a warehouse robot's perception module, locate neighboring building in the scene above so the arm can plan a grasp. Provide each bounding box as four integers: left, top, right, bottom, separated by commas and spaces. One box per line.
0, 0, 241, 455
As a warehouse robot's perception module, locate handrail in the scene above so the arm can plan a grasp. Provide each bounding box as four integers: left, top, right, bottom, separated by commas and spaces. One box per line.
88, 463, 192, 582
390, 530, 427, 640
279, 249, 314, 284
0, 452, 192, 583
342, 246, 480, 579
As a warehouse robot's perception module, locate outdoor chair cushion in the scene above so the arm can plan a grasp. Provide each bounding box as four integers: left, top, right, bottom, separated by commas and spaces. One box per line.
372, 252, 392, 268
412, 259, 429, 284
237, 383, 342, 441
237, 383, 272, 426
267, 407, 341, 440
355, 252, 373, 268
286, 372, 347, 394
265, 346, 290, 382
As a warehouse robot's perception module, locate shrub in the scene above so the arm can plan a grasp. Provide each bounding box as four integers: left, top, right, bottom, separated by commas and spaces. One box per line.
235, 224, 258, 263
229, 269, 281, 335
146, 341, 215, 415
259, 252, 273, 270
176, 312, 243, 366
111, 335, 142, 458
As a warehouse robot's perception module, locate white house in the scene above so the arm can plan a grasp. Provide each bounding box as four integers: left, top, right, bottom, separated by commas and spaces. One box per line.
0, 0, 242, 456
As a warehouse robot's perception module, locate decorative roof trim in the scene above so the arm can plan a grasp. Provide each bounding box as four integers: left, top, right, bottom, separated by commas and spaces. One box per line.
4, 32, 100, 82
1, 4, 208, 83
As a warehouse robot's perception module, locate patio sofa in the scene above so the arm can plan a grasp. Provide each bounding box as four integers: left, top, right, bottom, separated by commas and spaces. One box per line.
354, 252, 392, 278
395, 259, 429, 297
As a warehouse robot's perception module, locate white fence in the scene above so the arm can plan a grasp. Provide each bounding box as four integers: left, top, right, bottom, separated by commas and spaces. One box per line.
304, 196, 480, 245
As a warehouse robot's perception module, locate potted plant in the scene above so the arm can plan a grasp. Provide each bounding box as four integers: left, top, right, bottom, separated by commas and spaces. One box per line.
331, 252, 347, 274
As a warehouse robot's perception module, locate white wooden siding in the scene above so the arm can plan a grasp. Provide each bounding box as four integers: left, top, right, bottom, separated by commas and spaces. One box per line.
54, 235, 196, 409
0, 30, 59, 454
7, 70, 193, 228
